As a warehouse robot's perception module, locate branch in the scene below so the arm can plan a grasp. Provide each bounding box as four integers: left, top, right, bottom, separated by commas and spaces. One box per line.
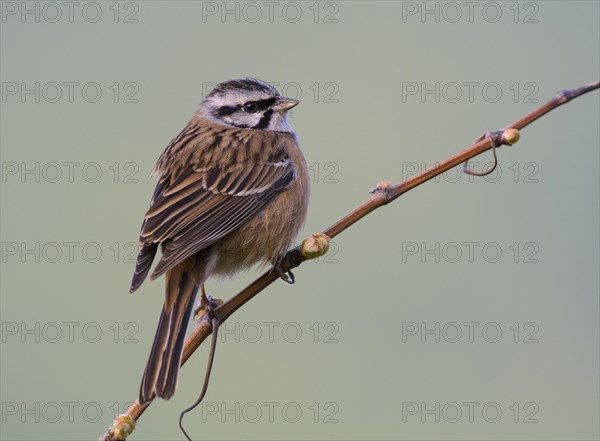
100, 81, 599, 441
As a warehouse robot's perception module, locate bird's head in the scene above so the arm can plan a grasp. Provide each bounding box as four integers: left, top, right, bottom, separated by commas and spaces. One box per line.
200, 78, 299, 132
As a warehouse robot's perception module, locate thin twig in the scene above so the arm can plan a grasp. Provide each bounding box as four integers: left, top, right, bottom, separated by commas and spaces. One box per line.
178, 317, 220, 441
100, 81, 599, 441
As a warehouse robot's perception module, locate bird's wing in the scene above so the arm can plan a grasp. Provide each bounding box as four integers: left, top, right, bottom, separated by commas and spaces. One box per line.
130, 127, 296, 291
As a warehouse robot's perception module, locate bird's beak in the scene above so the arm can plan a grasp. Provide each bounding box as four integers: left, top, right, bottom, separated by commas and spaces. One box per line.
273, 97, 300, 112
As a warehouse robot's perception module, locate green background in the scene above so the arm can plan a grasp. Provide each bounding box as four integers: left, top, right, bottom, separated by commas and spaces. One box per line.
1, 1, 598, 440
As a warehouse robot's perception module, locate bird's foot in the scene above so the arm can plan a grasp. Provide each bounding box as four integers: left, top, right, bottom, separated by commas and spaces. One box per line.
194, 294, 223, 323
274, 264, 295, 284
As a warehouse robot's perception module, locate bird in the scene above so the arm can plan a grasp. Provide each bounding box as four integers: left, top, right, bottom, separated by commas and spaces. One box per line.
129, 78, 310, 405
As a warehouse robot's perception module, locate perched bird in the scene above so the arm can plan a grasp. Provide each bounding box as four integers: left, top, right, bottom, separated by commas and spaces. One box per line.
130, 78, 310, 405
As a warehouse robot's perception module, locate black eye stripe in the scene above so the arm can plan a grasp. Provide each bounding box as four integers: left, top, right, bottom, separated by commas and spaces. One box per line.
216, 97, 277, 117
243, 97, 277, 112
215, 105, 237, 117
260, 97, 277, 109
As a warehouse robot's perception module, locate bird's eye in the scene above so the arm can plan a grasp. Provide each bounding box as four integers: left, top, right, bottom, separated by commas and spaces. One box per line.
243, 102, 259, 113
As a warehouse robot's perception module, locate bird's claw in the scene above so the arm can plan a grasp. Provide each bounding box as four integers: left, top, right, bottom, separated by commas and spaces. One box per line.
194, 295, 223, 323
275, 265, 295, 284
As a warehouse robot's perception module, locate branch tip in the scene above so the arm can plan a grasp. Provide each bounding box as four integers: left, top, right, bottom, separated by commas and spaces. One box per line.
100, 413, 135, 441
554, 81, 599, 102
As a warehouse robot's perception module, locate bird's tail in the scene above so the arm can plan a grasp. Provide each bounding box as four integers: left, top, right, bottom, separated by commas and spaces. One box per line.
139, 265, 199, 404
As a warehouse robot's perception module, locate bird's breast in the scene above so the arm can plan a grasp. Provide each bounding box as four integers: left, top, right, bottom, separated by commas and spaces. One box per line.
211, 138, 309, 277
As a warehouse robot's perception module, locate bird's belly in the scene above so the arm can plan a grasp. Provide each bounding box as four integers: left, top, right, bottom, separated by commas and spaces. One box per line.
210, 185, 308, 278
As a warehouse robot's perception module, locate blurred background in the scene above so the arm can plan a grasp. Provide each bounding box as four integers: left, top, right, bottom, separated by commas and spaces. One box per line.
1, 1, 598, 440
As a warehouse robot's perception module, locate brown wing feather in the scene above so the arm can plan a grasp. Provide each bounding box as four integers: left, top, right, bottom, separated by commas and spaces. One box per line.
129, 121, 297, 292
